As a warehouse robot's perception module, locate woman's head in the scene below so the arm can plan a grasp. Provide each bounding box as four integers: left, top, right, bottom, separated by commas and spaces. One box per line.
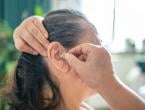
1, 9, 100, 110
43, 9, 100, 47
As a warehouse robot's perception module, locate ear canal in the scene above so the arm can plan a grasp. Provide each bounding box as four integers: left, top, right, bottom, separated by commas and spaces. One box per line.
47, 42, 70, 73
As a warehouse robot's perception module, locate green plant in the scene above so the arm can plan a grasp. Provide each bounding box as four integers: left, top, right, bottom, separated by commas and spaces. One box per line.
0, 21, 19, 110
34, 5, 44, 16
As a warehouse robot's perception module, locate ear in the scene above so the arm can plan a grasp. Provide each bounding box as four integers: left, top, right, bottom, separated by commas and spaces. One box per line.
47, 42, 70, 73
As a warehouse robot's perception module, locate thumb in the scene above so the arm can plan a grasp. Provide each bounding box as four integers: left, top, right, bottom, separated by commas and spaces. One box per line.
62, 52, 83, 71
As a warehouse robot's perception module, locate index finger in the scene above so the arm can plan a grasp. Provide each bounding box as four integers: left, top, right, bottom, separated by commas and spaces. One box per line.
69, 43, 93, 56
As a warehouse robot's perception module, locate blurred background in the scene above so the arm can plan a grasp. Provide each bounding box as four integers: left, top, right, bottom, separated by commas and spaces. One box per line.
0, 0, 145, 110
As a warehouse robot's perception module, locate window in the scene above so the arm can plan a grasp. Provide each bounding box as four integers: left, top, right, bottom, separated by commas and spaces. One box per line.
81, 0, 145, 52
81, 0, 114, 45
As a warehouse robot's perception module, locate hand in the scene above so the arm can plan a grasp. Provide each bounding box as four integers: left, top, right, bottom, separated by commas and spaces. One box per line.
13, 16, 49, 56
63, 43, 145, 110
62, 43, 115, 90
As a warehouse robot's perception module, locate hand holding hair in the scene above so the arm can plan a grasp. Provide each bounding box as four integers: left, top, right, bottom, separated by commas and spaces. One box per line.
13, 16, 49, 56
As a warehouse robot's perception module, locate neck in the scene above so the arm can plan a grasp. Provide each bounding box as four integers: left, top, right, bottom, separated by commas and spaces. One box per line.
53, 69, 87, 110
60, 89, 83, 110
59, 80, 85, 110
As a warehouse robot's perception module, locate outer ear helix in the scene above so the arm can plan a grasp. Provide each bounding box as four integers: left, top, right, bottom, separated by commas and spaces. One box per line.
59, 52, 72, 73
47, 42, 61, 59
47, 42, 71, 73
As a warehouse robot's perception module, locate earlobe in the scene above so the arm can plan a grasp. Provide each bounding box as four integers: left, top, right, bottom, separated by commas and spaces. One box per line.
47, 42, 70, 73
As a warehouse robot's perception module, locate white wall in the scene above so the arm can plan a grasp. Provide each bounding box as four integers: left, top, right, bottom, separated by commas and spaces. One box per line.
51, 0, 81, 11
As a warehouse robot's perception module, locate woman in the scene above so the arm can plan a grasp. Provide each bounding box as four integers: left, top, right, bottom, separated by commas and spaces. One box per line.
0, 9, 101, 110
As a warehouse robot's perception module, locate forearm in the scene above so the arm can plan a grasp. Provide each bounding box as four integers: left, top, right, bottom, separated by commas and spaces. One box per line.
97, 75, 145, 110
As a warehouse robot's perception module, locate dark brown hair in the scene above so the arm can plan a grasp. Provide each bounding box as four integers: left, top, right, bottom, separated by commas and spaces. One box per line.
0, 9, 98, 110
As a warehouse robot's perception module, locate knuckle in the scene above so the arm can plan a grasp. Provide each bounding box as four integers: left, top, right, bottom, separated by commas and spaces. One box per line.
23, 16, 36, 25
30, 16, 41, 24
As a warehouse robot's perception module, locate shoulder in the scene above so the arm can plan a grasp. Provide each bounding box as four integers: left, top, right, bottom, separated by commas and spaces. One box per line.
80, 102, 94, 110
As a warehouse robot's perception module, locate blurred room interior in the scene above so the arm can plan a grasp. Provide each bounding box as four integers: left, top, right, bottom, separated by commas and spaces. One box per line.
0, 0, 145, 110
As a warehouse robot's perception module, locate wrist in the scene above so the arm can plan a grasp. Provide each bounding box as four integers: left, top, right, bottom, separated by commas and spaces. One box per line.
96, 74, 120, 94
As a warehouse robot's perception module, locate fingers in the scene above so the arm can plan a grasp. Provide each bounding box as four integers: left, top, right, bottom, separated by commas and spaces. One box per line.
33, 16, 48, 38
13, 16, 49, 56
62, 53, 83, 72
21, 30, 47, 56
26, 22, 49, 49
14, 37, 38, 55
78, 54, 87, 61
69, 43, 93, 56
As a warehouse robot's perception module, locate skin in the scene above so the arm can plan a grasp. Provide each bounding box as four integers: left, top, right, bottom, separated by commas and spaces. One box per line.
44, 41, 97, 110
63, 44, 145, 110
13, 16, 99, 110
13, 16, 145, 110
13, 16, 48, 56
